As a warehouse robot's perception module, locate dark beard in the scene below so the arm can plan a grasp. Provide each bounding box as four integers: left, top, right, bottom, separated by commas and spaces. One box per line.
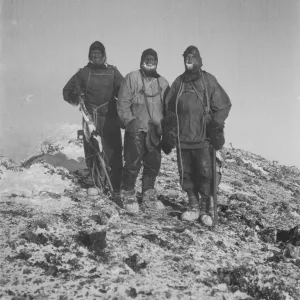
182, 69, 201, 83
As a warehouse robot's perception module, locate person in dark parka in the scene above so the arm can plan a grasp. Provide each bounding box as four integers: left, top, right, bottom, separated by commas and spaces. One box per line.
163, 45, 231, 225
63, 41, 123, 197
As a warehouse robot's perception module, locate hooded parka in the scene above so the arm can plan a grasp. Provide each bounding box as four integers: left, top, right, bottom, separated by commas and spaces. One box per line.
62, 41, 124, 191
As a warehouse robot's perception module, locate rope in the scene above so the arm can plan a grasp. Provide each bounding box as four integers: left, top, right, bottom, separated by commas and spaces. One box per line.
175, 81, 184, 187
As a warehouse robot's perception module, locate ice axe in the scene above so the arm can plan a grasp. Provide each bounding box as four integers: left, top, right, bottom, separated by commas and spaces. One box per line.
211, 146, 218, 229
78, 94, 113, 194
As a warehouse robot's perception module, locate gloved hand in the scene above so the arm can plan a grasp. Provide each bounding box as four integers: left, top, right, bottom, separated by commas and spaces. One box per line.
161, 113, 178, 150
161, 139, 172, 155
206, 120, 225, 150
155, 121, 162, 136
146, 119, 161, 152
125, 118, 139, 133
69, 87, 84, 106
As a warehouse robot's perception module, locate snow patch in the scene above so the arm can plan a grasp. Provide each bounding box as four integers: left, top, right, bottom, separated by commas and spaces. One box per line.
241, 158, 269, 175
0, 163, 74, 197
219, 182, 234, 193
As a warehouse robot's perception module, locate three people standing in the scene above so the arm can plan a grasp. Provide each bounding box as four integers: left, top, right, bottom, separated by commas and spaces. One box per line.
63, 42, 231, 226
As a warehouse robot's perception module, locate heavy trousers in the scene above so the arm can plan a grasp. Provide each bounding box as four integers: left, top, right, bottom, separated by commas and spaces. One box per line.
122, 131, 161, 193
83, 117, 123, 192
177, 147, 213, 198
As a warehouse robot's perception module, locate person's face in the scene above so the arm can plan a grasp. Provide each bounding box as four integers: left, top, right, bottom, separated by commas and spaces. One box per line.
90, 50, 104, 65
142, 55, 157, 68
185, 53, 196, 70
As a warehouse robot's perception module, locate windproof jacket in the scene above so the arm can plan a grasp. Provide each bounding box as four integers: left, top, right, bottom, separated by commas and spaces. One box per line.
165, 71, 231, 149
117, 70, 169, 132
63, 64, 123, 122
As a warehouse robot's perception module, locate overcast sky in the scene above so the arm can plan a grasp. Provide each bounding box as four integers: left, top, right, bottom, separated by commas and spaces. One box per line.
0, 0, 299, 167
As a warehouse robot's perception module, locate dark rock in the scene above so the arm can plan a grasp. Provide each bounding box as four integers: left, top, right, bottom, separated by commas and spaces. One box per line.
90, 212, 108, 225
76, 230, 107, 254
284, 243, 299, 258
124, 254, 147, 272
142, 234, 171, 250
267, 251, 285, 263
230, 192, 251, 202
126, 287, 137, 298
277, 225, 300, 245
45, 265, 59, 277
0, 210, 30, 218
71, 195, 80, 202
8, 251, 32, 261
31, 219, 48, 230
89, 231, 107, 254
21, 230, 48, 245
259, 227, 277, 244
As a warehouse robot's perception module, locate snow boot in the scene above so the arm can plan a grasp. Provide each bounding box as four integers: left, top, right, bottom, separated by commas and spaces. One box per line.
182, 191, 200, 222
121, 189, 139, 213
199, 196, 213, 227
142, 188, 164, 210
112, 190, 123, 208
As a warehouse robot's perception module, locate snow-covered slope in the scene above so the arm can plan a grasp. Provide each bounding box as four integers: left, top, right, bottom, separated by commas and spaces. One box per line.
0, 124, 299, 300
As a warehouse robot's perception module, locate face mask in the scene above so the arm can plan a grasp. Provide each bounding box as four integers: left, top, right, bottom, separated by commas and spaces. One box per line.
142, 62, 157, 71
185, 63, 194, 70
184, 53, 202, 72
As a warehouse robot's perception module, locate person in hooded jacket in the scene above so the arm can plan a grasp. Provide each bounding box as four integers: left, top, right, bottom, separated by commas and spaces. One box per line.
163, 46, 231, 226
117, 49, 169, 213
63, 41, 123, 200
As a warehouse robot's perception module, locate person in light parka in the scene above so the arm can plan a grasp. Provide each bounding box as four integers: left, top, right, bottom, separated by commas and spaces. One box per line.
117, 48, 169, 213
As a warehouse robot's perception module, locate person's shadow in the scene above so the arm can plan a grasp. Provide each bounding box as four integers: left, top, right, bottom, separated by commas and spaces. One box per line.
22, 151, 86, 172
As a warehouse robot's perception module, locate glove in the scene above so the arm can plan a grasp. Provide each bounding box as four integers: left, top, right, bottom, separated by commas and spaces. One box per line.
125, 118, 139, 133
155, 121, 162, 136
161, 113, 178, 150
206, 120, 225, 150
146, 119, 161, 152
161, 140, 172, 155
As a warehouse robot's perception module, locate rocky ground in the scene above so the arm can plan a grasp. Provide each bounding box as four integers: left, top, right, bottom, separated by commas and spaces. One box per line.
0, 125, 300, 300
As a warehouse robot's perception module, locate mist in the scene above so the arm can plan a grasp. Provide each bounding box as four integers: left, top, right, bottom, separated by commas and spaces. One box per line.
0, 0, 299, 166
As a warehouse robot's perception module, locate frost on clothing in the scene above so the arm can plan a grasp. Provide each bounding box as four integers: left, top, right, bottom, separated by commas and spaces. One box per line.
165, 71, 231, 149
62, 62, 124, 192
63, 64, 123, 119
117, 70, 169, 131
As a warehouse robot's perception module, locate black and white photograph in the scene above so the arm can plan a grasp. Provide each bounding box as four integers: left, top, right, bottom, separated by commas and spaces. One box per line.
0, 0, 299, 299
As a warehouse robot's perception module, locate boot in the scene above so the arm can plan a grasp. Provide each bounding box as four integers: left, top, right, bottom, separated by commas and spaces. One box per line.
181, 191, 200, 222
121, 189, 139, 213
111, 190, 123, 208
142, 188, 164, 210
199, 196, 213, 227
142, 175, 156, 194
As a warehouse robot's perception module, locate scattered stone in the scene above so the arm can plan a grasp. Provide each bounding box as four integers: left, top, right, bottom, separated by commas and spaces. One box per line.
22, 230, 48, 245
87, 188, 99, 196
277, 225, 300, 245
76, 230, 107, 254
124, 254, 147, 272
232, 180, 243, 187
284, 243, 299, 259
126, 287, 137, 298
90, 212, 108, 225
200, 215, 213, 227
230, 192, 255, 202
215, 283, 227, 292
30, 219, 48, 230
